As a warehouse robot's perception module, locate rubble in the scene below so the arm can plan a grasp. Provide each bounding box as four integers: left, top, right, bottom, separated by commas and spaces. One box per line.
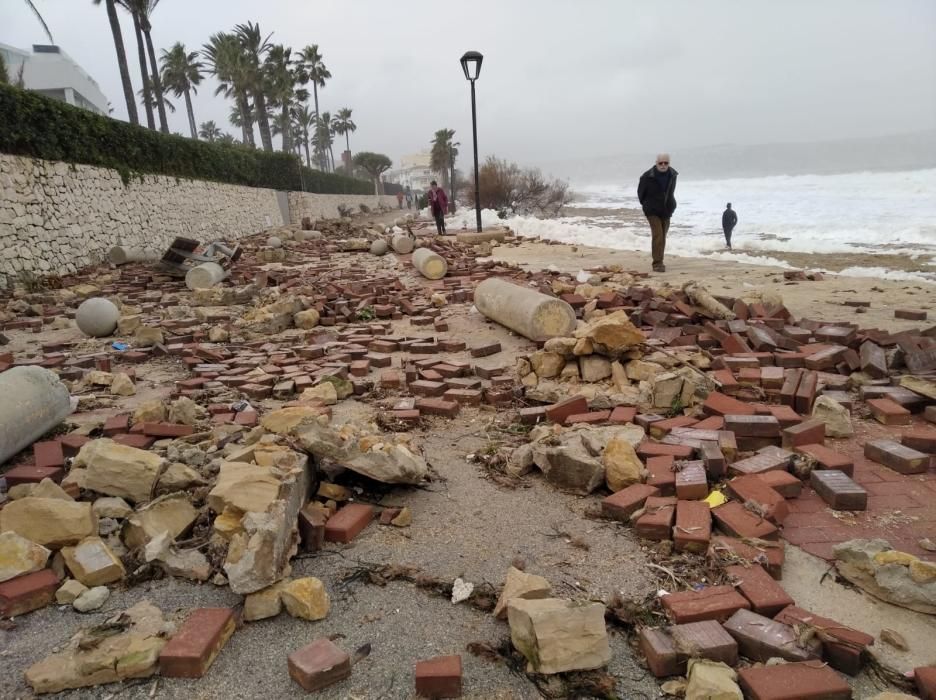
77, 439, 163, 504
0, 530, 50, 582
507, 597, 611, 674
833, 539, 936, 614
1, 497, 97, 547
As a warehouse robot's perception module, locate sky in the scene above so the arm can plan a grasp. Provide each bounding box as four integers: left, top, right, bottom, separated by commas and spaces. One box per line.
3, 0, 935, 176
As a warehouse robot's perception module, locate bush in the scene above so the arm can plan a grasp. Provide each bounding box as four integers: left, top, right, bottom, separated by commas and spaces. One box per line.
0, 83, 372, 195
469, 156, 571, 217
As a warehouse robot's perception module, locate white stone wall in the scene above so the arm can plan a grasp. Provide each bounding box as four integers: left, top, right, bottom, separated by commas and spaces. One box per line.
287, 191, 398, 225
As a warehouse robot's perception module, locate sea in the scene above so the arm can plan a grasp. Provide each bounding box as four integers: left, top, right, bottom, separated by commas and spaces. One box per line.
448, 168, 936, 283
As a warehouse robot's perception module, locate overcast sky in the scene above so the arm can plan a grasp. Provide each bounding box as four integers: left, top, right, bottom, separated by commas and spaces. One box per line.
3, 0, 935, 173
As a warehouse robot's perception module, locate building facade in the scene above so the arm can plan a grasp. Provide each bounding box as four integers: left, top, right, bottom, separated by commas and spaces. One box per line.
0, 43, 109, 115
385, 151, 436, 194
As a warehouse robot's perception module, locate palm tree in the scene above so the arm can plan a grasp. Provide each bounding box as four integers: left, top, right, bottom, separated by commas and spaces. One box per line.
23, 1, 55, 44
136, 85, 174, 114
120, 1, 167, 132
331, 108, 356, 171
233, 22, 274, 152
94, 0, 138, 125
430, 129, 456, 190
311, 112, 336, 171
202, 32, 255, 147
124, 2, 154, 129
217, 133, 237, 145
297, 45, 330, 169
198, 120, 222, 142
161, 43, 203, 139
291, 104, 315, 167
264, 44, 296, 153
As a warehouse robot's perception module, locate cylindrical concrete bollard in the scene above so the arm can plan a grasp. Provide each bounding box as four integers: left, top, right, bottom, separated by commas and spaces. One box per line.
185, 262, 227, 290
370, 239, 389, 256
0, 366, 73, 465
108, 246, 156, 265
474, 278, 577, 342
391, 234, 414, 254
412, 248, 448, 280
75, 297, 120, 337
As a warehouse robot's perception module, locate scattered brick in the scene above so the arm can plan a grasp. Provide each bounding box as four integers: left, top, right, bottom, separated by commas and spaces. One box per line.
712, 501, 779, 540
809, 469, 867, 510
866, 397, 911, 425
469, 340, 501, 357
774, 605, 873, 676
794, 443, 854, 476
298, 504, 327, 552
726, 475, 789, 523
675, 462, 708, 500
288, 638, 351, 692
756, 470, 803, 498
2, 464, 64, 486
895, 308, 927, 321
640, 621, 738, 677
673, 500, 711, 552
725, 564, 794, 616
409, 380, 447, 397
902, 428, 936, 454
0, 569, 59, 617
738, 661, 852, 699
637, 441, 694, 459
545, 395, 588, 424
415, 654, 462, 699
703, 391, 756, 416
723, 608, 821, 663
728, 451, 790, 477
159, 608, 235, 678
141, 422, 195, 437
415, 398, 460, 417
661, 585, 750, 624
609, 406, 637, 424
602, 485, 661, 522
646, 455, 676, 495
780, 419, 826, 448
635, 496, 677, 540
724, 414, 781, 437
794, 370, 818, 414
708, 536, 784, 579
864, 439, 929, 474
518, 406, 547, 425
915, 665, 936, 700
324, 503, 375, 543
565, 410, 610, 425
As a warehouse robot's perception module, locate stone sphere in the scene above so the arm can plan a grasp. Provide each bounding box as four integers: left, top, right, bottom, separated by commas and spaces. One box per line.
394, 217, 406, 228
267, 236, 283, 249
294, 230, 307, 243
370, 239, 389, 256
76, 297, 120, 337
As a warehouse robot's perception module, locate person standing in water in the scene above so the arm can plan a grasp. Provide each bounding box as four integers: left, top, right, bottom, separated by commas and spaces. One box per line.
722, 203, 737, 249
637, 153, 678, 272
428, 180, 448, 235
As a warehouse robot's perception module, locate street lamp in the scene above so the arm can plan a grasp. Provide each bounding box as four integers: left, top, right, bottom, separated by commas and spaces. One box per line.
460, 50, 483, 232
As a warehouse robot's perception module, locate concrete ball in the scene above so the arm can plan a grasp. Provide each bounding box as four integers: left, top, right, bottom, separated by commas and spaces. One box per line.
267, 236, 283, 249
370, 239, 389, 256
75, 297, 120, 337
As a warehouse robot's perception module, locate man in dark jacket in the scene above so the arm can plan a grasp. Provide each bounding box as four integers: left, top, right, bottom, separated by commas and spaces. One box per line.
637, 153, 678, 272
722, 203, 737, 249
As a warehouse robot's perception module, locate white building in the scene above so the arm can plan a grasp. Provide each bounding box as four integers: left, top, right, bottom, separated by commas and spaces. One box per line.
0, 42, 109, 115
385, 152, 436, 193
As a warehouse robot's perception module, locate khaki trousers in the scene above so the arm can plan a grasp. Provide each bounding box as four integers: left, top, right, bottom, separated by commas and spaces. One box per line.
647, 216, 670, 266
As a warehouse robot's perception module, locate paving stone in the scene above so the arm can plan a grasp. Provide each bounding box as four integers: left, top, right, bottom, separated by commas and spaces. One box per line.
902, 428, 936, 454
602, 483, 660, 521
634, 496, 677, 540
723, 608, 821, 663
864, 439, 929, 474
724, 414, 781, 437
0, 569, 59, 617
726, 475, 789, 523
414, 654, 462, 698
794, 443, 855, 476
324, 503, 375, 543
609, 406, 637, 424
728, 451, 790, 477
703, 391, 756, 416
738, 661, 851, 700
640, 620, 738, 677
673, 500, 711, 553
867, 397, 911, 425
158, 608, 235, 678
288, 638, 351, 692
637, 441, 694, 459
915, 665, 936, 700
781, 419, 826, 448
699, 441, 726, 479
756, 470, 803, 498
708, 536, 784, 579
810, 469, 867, 510
712, 501, 779, 540
774, 605, 873, 676
895, 308, 927, 321
545, 396, 588, 424
725, 564, 794, 616
661, 585, 750, 623
646, 455, 676, 495
675, 462, 708, 500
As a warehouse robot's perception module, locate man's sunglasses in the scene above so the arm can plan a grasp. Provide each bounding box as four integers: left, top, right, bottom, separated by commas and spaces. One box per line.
657, 161, 669, 165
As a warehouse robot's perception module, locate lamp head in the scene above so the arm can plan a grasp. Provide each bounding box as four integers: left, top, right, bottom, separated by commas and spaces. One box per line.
460, 51, 483, 81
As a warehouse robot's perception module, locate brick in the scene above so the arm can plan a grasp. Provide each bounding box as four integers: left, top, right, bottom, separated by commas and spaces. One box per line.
724, 414, 780, 437
113, 433, 157, 449
703, 391, 756, 416
907, 348, 936, 374
804, 345, 847, 370
638, 627, 681, 677
415, 654, 462, 698
565, 410, 610, 425
927, 405, 936, 424
415, 398, 459, 417
724, 608, 821, 663
794, 444, 854, 476
864, 439, 929, 474
159, 608, 235, 678
673, 500, 711, 552
470, 340, 501, 357
916, 666, 936, 700
708, 536, 784, 579
718, 431, 738, 463
602, 484, 661, 523
675, 462, 708, 500
636, 413, 666, 430
728, 451, 790, 477
640, 621, 738, 677
661, 585, 750, 624
781, 419, 826, 448
780, 368, 803, 407
288, 638, 351, 692
649, 415, 698, 438
646, 455, 676, 495
410, 380, 447, 397
634, 496, 677, 540
725, 564, 794, 616
700, 441, 726, 479
2, 464, 64, 487
866, 397, 911, 425
32, 441, 64, 469
859, 340, 888, 379
441, 388, 482, 406
739, 663, 852, 700
0, 569, 59, 617
757, 470, 802, 498
760, 366, 785, 389
102, 413, 130, 436
903, 428, 936, 453
693, 415, 725, 431
324, 503, 375, 543
774, 605, 873, 676
298, 504, 327, 552
545, 395, 588, 424
726, 475, 789, 523
712, 501, 779, 540
141, 422, 195, 437
809, 469, 867, 510
60, 433, 91, 456
518, 406, 547, 425
794, 370, 818, 414
609, 406, 637, 424
637, 441, 694, 459
895, 308, 927, 320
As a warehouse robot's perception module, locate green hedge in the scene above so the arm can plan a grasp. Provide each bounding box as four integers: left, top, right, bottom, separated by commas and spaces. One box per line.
0, 83, 372, 195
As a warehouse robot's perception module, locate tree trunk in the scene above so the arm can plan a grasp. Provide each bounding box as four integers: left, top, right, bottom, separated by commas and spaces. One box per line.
312, 83, 325, 170
280, 104, 290, 152
142, 24, 168, 133
238, 92, 255, 147
344, 132, 351, 171
184, 86, 197, 139
105, 0, 138, 125
303, 129, 311, 168
131, 12, 154, 129
253, 92, 274, 152
328, 144, 336, 173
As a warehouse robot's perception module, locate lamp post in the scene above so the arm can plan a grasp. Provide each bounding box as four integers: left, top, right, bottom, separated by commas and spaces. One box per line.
460, 50, 483, 232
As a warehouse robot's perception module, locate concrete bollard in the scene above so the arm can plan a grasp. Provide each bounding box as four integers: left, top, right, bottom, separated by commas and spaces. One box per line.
185, 262, 227, 290
474, 278, 577, 342
75, 297, 120, 337
0, 366, 73, 465
412, 248, 448, 280
370, 239, 389, 256
108, 246, 157, 265
391, 234, 414, 254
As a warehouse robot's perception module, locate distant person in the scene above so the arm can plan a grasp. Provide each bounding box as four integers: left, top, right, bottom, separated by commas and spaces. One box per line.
396, 190, 405, 209
722, 203, 737, 249
405, 189, 413, 209
637, 153, 679, 272
428, 180, 448, 234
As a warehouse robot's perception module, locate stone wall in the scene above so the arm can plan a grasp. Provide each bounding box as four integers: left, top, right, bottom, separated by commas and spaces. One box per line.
287, 191, 398, 225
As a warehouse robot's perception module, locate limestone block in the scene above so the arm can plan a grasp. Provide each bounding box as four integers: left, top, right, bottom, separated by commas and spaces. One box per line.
78, 439, 163, 504
0, 497, 97, 548
493, 566, 552, 619
507, 598, 611, 674
122, 494, 199, 549
0, 530, 51, 582
61, 536, 125, 586
281, 577, 330, 620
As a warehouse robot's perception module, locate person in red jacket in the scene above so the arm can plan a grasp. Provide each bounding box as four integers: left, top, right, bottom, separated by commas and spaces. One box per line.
428, 180, 448, 234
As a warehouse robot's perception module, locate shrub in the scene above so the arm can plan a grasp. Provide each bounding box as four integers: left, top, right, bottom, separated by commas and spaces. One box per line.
468, 156, 571, 217
0, 83, 372, 195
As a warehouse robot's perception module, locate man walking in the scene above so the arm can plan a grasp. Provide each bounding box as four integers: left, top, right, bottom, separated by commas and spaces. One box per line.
428, 180, 448, 235
722, 203, 737, 249
396, 190, 405, 209
637, 153, 678, 272
405, 188, 413, 210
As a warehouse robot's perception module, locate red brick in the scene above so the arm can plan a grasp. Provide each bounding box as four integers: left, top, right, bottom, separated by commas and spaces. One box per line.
159, 608, 235, 678
708, 536, 784, 579
728, 451, 791, 477
809, 470, 867, 511
635, 496, 677, 540
646, 455, 676, 495
565, 410, 610, 425
726, 475, 789, 523
675, 462, 708, 500
903, 428, 936, 454
774, 605, 873, 676
766, 405, 802, 428
415, 654, 462, 698
0, 569, 59, 617
141, 422, 195, 437
518, 406, 547, 425
442, 388, 482, 405
637, 441, 694, 459
673, 500, 711, 552
794, 444, 853, 476
102, 413, 130, 436
661, 585, 750, 624
609, 406, 637, 424
545, 395, 588, 424
712, 501, 779, 540
415, 398, 459, 417
324, 503, 375, 543
693, 415, 725, 431
724, 609, 821, 663
864, 439, 929, 474
867, 397, 911, 425
781, 419, 825, 448
794, 370, 818, 414
288, 638, 351, 692
113, 433, 157, 449
602, 483, 660, 521
298, 505, 327, 552
649, 415, 698, 438
725, 564, 794, 616
638, 627, 680, 677
724, 414, 780, 438
32, 441, 64, 469
640, 621, 738, 677
738, 661, 851, 700
60, 433, 91, 456
380, 369, 403, 388
703, 391, 756, 417
700, 441, 726, 479
2, 464, 64, 487
470, 339, 501, 357
410, 380, 447, 397
234, 410, 258, 427
895, 308, 927, 320
916, 666, 936, 700
757, 470, 803, 498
